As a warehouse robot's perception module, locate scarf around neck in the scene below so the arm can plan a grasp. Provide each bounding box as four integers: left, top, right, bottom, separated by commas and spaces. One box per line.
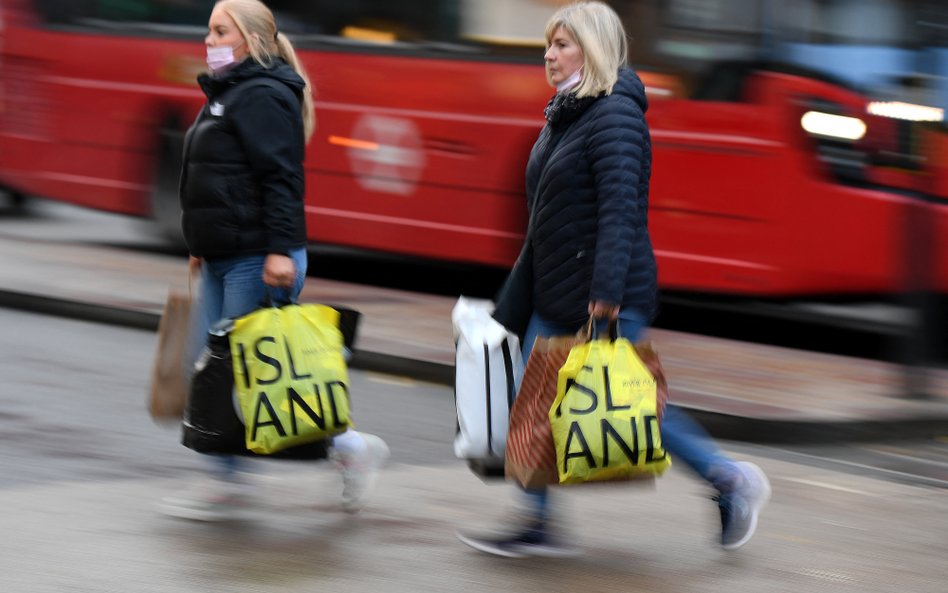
543, 91, 598, 126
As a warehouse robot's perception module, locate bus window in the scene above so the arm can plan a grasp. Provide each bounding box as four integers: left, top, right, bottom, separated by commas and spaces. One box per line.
460, 0, 562, 47
623, 0, 766, 98
26, 0, 575, 59
267, 0, 459, 43
267, 0, 550, 59
778, 0, 911, 45
34, 0, 212, 27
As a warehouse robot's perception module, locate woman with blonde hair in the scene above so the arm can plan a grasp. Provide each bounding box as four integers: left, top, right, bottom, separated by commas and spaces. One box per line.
458, 1, 770, 557
163, 0, 388, 521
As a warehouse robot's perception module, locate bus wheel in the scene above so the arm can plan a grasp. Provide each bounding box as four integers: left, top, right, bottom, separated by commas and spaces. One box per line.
9, 191, 26, 209
1, 189, 27, 211
151, 126, 186, 248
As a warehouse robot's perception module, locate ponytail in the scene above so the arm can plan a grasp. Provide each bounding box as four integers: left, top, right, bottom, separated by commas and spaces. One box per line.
274, 32, 315, 143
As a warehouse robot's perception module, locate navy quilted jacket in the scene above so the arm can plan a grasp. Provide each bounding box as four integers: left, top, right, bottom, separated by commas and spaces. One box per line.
525, 67, 657, 327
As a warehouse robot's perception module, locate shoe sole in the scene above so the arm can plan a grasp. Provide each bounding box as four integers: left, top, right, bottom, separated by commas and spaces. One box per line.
522, 544, 582, 558
456, 531, 581, 559
158, 501, 241, 522
455, 531, 526, 558
722, 462, 772, 551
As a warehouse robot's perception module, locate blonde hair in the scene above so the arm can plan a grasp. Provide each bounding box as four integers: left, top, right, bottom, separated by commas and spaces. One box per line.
544, 1, 628, 98
215, 0, 315, 142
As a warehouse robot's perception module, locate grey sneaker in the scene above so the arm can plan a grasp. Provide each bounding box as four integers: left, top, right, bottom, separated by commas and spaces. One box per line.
456, 522, 579, 559
159, 479, 251, 522
717, 461, 772, 550
331, 433, 390, 513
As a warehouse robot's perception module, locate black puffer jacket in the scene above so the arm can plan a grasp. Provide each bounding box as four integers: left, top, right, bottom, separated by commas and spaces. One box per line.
526, 67, 657, 326
179, 58, 307, 259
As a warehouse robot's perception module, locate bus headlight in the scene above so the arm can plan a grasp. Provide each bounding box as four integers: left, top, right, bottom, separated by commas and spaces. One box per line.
800, 111, 867, 141
867, 101, 944, 123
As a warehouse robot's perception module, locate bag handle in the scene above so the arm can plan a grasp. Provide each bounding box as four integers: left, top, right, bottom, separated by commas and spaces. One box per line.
260, 286, 297, 309
583, 316, 620, 342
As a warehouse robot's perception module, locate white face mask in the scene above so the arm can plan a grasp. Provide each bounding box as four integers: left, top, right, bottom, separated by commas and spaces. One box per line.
206, 45, 238, 72
556, 69, 582, 93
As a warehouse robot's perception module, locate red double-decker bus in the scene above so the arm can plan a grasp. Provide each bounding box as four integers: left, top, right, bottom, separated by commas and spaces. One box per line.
1, 0, 946, 298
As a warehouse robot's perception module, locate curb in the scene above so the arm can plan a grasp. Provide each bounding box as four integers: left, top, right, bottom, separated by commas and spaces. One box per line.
3, 289, 946, 444
678, 409, 948, 444
0, 289, 160, 331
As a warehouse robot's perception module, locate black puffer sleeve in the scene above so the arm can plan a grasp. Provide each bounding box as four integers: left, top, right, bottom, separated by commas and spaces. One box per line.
229, 83, 306, 255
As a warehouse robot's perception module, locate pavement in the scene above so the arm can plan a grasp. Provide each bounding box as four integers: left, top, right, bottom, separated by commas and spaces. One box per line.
2, 232, 947, 444
4, 457, 948, 593
2, 216, 948, 593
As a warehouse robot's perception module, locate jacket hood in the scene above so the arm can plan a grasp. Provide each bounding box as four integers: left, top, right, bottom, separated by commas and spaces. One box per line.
613, 67, 648, 114
198, 58, 305, 100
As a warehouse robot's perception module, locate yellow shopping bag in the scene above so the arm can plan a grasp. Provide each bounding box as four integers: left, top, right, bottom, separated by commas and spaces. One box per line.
550, 337, 671, 484
229, 304, 351, 454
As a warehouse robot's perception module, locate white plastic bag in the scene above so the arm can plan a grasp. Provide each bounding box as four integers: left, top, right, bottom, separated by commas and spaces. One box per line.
452, 296, 524, 462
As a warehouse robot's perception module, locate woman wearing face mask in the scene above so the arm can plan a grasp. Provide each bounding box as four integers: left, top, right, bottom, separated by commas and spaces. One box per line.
457, 1, 771, 557
162, 0, 389, 521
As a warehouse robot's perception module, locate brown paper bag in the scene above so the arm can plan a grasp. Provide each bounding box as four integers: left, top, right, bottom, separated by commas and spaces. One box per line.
634, 341, 669, 418
504, 333, 586, 489
148, 290, 192, 421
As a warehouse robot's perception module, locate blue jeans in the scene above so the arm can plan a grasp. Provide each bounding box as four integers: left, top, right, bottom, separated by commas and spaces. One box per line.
519, 310, 737, 521
189, 248, 308, 479
198, 249, 308, 331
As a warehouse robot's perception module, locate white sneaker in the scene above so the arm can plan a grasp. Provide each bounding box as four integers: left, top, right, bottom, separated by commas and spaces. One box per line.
331, 433, 390, 513
717, 461, 772, 550
158, 478, 252, 522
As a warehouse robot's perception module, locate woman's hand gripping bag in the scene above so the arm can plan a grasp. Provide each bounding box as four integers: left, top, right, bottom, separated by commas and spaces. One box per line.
550, 337, 671, 484
230, 304, 352, 454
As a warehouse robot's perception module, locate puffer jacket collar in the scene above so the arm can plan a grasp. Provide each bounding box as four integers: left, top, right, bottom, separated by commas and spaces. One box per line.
197, 57, 305, 102
544, 67, 648, 126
